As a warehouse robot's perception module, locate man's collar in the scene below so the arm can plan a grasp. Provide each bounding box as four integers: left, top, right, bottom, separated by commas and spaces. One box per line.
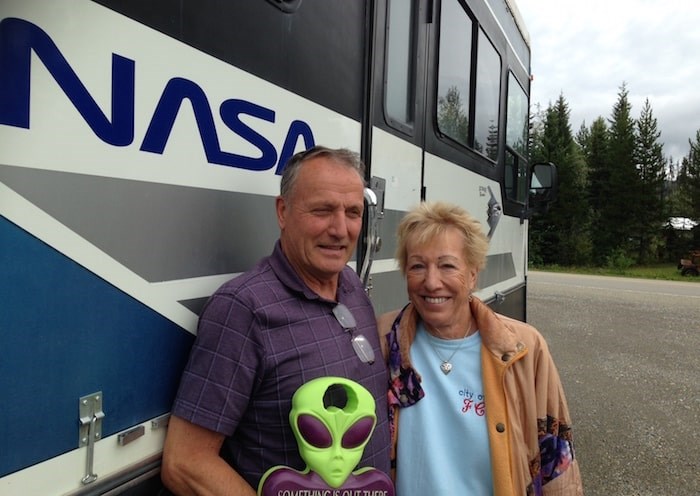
268, 240, 356, 302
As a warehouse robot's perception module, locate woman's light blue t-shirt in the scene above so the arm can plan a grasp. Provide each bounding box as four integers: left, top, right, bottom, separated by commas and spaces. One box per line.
396, 323, 494, 495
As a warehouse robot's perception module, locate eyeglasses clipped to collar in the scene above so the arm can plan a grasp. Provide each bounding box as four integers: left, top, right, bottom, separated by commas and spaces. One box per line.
332, 303, 376, 365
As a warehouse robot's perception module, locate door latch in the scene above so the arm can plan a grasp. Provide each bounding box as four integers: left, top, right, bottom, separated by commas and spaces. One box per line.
78, 392, 104, 485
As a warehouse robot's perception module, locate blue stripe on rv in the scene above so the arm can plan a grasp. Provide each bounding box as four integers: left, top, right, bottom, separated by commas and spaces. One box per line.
0, 217, 194, 477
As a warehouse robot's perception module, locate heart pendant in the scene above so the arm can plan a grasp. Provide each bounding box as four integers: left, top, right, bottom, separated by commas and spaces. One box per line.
440, 361, 452, 375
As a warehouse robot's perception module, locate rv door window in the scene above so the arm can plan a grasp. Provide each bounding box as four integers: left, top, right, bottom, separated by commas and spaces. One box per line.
505, 72, 529, 203
473, 29, 501, 161
436, 0, 473, 147
385, 0, 416, 129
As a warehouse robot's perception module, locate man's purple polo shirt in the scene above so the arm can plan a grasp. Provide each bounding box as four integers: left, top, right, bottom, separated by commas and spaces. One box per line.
171, 241, 391, 488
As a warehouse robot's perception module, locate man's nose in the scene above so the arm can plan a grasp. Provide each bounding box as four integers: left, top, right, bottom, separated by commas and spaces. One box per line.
327, 210, 348, 237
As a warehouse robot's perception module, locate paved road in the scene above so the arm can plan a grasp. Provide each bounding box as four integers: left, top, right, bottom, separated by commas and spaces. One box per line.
526, 271, 700, 495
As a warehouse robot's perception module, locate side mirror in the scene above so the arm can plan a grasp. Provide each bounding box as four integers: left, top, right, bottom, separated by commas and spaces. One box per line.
525, 162, 558, 217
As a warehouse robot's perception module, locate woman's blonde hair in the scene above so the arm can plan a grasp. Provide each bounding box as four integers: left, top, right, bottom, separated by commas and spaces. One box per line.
395, 201, 489, 274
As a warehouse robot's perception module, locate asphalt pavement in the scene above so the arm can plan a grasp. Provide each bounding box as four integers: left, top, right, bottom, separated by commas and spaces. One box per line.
526, 271, 700, 496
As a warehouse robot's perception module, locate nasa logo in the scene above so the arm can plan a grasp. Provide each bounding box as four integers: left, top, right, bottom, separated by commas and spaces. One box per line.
0, 17, 315, 174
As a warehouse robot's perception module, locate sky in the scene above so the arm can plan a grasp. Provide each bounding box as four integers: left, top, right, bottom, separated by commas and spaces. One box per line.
517, 0, 700, 163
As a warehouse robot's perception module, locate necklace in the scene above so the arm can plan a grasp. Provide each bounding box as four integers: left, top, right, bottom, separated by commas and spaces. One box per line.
427, 320, 475, 375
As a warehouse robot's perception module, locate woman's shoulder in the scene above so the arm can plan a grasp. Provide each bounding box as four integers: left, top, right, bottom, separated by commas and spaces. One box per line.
376, 309, 402, 337
494, 312, 549, 349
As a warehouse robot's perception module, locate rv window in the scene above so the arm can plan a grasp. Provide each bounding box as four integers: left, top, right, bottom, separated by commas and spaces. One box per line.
436, 0, 473, 147
473, 29, 501, 161
506, 73, 528, 156
505, 72, 528, 203
385, 0, 416, 128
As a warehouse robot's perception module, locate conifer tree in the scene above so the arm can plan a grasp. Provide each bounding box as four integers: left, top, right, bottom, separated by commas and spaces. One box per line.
633, 99, 667, 263
577, 117, 611, 264
681, 130, 700, 246
529, 94, 591, 265
575, 122, 589, 149
598, 83, 639, 263
663, 163, 688, 261
581, 118, 611, 212
675, 157, 694, 221
527, 103, 548, 265
686, 131, 700, 216
529, 102, 545, 157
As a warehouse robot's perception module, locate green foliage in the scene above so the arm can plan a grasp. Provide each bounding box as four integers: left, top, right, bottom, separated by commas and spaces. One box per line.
580, 117, 610, 212
596, 83, 640, 261
681, 130, 700, 219
529, 82, 700, 269
604, 248, 636, 272
633, 99, 667, 264
529, 94, 592, 266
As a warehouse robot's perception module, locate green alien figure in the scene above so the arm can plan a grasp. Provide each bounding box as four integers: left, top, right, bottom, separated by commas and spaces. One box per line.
257, 376, 394, 496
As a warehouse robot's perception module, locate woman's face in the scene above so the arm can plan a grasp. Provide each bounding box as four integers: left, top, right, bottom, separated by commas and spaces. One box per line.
405, 227, 477, 335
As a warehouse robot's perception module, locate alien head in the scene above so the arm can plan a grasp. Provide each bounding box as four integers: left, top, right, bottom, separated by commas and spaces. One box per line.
289, 376, 377, 488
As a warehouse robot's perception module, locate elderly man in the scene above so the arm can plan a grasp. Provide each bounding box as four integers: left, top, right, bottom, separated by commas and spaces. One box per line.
161, 146, 390, 495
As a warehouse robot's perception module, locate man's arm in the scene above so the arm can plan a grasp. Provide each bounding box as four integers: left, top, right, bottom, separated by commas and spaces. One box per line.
161, 415, 256, 496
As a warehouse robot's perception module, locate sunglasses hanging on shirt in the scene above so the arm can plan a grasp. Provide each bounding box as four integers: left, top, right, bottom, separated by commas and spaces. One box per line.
332, 303, 376, 365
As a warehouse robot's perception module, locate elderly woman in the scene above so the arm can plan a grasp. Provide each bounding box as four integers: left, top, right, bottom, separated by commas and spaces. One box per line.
379, 201, 583, 495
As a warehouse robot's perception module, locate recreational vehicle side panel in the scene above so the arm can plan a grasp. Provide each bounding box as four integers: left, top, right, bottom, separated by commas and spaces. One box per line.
0, 1, 366, 493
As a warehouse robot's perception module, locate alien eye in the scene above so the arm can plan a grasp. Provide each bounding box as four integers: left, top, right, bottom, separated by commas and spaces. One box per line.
341, 416, 375, 449
297, 414, 332, 448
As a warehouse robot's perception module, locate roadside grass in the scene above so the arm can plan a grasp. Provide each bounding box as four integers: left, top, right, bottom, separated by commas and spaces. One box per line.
529, 263, 700, 282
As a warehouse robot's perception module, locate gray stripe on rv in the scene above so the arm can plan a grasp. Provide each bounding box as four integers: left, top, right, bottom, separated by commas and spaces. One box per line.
480, 253, 517, 287
0, 165, 279, 281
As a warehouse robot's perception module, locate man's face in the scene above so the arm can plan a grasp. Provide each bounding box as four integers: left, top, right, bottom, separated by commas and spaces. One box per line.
277, 157, 365, 290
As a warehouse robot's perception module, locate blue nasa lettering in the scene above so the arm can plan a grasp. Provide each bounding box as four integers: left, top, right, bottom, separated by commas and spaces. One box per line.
0, 18, 135, 146
0, 17, 315, 173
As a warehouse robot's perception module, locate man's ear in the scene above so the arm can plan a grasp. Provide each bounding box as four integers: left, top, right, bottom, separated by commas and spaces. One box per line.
275, 196, 286, 229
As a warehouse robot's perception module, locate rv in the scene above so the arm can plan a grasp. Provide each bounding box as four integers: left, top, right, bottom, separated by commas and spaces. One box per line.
0, 0, 554, 493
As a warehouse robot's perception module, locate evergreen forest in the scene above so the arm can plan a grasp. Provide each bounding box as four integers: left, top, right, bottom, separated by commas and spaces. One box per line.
528, 83, 700, 269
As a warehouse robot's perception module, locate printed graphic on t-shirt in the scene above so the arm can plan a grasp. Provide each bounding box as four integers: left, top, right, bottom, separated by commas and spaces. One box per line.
458, 387, 486, 416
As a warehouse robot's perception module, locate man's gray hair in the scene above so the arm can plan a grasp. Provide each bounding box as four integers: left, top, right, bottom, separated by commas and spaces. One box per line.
279, 146, 366, 200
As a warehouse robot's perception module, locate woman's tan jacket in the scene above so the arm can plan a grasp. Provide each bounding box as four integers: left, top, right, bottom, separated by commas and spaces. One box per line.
377, 297, 583, 495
